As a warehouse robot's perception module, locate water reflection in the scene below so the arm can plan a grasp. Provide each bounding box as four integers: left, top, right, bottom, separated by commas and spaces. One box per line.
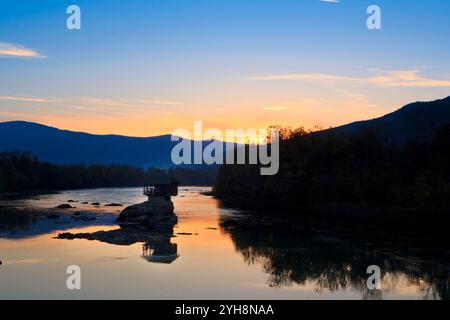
219, 214, 450, 300
0, 209, 115, 239
56, 223, 179, 265
0, 210, 37, 235
0, 206, 179, 265
142, 242, 179, 264
3, 187, 450, 299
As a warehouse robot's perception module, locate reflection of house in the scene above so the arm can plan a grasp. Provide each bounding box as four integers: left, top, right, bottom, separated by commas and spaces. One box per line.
142, 242, 179, 264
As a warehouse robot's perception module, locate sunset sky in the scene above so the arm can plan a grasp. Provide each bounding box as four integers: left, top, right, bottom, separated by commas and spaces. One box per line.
1, 0, 450, 137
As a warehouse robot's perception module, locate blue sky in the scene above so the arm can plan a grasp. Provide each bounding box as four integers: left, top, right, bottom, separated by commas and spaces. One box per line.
1, 0, 450, 136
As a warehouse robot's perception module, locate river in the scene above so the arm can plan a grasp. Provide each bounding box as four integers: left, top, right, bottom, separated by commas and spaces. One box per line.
0, 187, 448, 299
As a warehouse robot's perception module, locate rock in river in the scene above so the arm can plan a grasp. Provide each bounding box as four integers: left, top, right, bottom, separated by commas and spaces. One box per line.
56, 228, 173, 246
117, 198, 177, 230
56, 204, 73, 209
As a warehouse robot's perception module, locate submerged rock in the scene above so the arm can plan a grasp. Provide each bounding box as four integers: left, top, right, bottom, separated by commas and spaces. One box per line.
56, 227, 172, 246
56, 204, 73, 209
117, 198, 177, 230
105, 203, 123, 207
71, 211, 97, 221
176, 232, 198, 236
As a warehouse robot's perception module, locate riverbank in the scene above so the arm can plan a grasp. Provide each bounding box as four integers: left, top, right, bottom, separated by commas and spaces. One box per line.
216, 192, 450, 215
0, 205, 118, 239
215, 195, 450, 245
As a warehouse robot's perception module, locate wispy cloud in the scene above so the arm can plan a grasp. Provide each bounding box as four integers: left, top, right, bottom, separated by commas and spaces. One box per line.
249, 73, 355, 82
150, 100, 187, 106
0, 95, 62, 103
0, 96, 191, 110
368, 69, 450, 88
83, 98, 134, 108
83, 98, 194, 109
0, 96, 193, 123
264, 106, 289, 112
320, 0, 340, 3
249, 69, 450, 88
0, 42, 46, 59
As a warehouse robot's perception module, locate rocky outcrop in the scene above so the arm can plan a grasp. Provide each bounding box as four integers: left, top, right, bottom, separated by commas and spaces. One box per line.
56, 204, 73, 209
117, 197, 177, 230
56, 198, 179, 265
57, 198, 178, 247
57, 228, 172, 246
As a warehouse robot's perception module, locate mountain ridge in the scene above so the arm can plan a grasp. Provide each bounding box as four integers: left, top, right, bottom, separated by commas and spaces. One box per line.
0, 121, 178, 168
332, 96, 450, 146
1, 96, 450, 166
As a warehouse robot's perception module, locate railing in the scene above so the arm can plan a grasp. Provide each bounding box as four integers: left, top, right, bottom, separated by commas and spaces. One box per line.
143, 186, 160, 196
143, 184, 178, 197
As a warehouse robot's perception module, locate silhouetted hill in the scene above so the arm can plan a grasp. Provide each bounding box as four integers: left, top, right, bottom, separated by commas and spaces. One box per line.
2, 96, 449, 167
215, 96, 450, 210
0, 121, 181, 168
334, 96, 450, 146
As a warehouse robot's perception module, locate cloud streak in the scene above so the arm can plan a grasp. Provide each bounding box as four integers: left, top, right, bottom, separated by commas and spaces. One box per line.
249, 69, 450, 88
264, 106, 289, 112
83, 98, 192, 109
0, 95, 62, 103
0, 42, 46, 59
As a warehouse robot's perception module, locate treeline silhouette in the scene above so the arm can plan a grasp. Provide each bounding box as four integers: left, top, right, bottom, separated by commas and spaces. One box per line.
215, 124, 450, 209
0, 152, 216, 193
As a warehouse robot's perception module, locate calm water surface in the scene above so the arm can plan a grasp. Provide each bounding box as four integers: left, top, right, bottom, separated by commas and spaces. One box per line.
0, 187, 448, 299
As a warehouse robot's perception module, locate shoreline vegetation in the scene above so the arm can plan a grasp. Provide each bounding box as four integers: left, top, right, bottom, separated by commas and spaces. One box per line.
0, 151, 216, 195
214, 124, 450, 218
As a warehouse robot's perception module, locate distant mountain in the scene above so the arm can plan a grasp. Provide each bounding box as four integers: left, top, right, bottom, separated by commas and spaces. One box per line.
1, 96, 449, 166
0, 121, 185, 168
333, 96, 450, 146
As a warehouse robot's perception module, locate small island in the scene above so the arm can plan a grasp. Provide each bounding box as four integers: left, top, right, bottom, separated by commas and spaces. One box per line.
57, 179, 181, 246
117, 179, 180, 229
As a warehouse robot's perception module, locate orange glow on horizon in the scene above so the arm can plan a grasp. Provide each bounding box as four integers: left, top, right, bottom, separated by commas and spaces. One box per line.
1, 100, 388, 138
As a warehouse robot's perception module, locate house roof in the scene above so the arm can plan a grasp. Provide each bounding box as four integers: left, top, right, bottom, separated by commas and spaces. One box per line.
151, 176, 180, 185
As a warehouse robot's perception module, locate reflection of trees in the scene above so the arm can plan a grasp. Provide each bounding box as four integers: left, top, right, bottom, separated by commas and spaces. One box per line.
220, 217, 450, 300
0, 210, 36, 233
